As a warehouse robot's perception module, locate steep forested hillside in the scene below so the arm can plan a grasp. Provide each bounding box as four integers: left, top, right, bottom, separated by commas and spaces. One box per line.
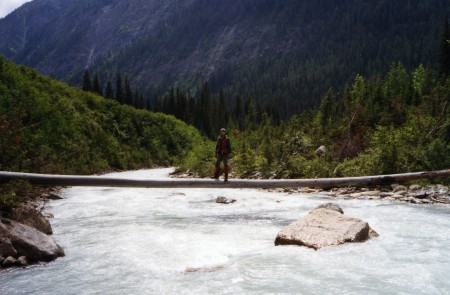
0, 55, 204, 174
0, 0, 448, 116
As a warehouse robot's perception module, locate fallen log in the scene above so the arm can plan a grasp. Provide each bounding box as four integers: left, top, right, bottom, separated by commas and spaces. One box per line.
0, 169, 449, 189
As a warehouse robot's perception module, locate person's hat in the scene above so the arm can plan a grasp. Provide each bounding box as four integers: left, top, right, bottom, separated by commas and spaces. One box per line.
220, 128, 226, 132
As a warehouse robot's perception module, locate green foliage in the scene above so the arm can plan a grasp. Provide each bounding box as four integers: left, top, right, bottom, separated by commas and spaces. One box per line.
0, 57, 203, 175
181, 63, 450, 179
0, 180, 33, 209
177, 140, 216, 177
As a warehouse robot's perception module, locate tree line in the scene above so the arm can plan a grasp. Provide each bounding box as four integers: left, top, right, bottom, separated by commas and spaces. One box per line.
82, 70, 151, 110
81, 70, 283, 138
178, 61, 450, 179
82, 16, 450, 140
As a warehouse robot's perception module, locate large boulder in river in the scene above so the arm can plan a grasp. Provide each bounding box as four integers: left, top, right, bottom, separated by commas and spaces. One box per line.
10, 204, 53, 235
275, 203, 378, 250
0, 217, 64, 263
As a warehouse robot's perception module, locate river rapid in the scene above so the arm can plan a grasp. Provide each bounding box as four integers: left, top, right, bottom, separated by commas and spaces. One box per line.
1, 168, 449, 295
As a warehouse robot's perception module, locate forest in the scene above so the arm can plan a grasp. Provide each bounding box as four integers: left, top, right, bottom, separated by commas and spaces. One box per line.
75, 18, 450, 180
175, 62, 450, 179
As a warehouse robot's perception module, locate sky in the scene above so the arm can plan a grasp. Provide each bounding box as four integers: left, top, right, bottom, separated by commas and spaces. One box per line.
0, 0, 32, 18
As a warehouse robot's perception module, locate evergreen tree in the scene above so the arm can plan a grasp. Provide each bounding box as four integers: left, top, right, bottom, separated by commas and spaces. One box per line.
235, 95, 244, 130
105, 81, 114, 99
167, 87, 176, 115
124, 77, 133, 106
92, 74, 102, 96
175, 88, 187, 121
217, 88, 229, 128
244, 98, 257, 131
82, 70, 92, 92
384, 62, 411, 125
412, 64, 427, 103
145, 95, 152, 111
317, 88, 335, 129
199, 81, 213, 136
115, 74, 124, 104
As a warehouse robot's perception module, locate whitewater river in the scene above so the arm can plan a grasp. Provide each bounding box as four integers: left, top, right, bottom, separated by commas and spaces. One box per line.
1, 168, 450, 294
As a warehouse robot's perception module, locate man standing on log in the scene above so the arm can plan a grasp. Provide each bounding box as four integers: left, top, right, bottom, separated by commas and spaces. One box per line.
214, 128, 232, 182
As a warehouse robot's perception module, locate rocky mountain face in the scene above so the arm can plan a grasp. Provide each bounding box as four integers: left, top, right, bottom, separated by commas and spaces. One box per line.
0, 0, 448, 109
0, 0, 176, 79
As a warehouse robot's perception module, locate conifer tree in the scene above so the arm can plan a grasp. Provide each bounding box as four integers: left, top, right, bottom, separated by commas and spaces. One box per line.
92, 74, 102, 96
82, 70, 92, 92
105, 81, 114, 99
167, 87, 176, 115
199, 81, 212, 136
317, 88, 335, 129
115, 74, 124, 104
217, 88, 229, 128
244, 98, 257, 131
175, 88, 187, 121
235, 95, 244, 130
124, 77, 133, 106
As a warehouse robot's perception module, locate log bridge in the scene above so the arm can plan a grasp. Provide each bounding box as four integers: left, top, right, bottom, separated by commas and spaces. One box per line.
0, 169, 449, 189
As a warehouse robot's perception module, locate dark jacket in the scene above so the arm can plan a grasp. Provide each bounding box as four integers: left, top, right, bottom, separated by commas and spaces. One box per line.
216, 135, 232, 156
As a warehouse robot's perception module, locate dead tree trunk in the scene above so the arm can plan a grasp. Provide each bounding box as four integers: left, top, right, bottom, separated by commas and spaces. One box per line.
0, 169, 449, 189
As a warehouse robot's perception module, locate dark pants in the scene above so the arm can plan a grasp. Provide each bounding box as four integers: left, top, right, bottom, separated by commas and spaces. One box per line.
215, 154, 229, 169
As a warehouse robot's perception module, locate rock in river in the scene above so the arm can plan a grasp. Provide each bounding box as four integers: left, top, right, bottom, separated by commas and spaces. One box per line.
216, 196, 236, 204
275, 203, 378, 250
0, 217, 64, 263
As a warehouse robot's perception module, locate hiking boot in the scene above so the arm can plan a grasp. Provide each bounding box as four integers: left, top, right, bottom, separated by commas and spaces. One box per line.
213, 167, 220, 179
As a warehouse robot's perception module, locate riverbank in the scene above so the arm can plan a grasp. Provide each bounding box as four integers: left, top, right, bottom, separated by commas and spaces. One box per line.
172, 170, 450, 205
0, 186, 64, 270
268, 184, 450, 205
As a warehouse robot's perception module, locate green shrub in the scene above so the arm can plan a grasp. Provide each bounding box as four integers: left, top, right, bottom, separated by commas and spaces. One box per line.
0, 179, 33, 209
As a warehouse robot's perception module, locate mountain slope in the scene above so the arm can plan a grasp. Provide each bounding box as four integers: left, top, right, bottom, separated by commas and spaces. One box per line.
0, 0, 448, 114
0, 55, 203, 174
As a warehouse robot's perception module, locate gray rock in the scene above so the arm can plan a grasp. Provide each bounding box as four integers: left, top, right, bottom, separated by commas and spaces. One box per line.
315, 145, 327, 156
409, 184, 422, 192
315, 203, 344, 214
216, 196, 236, 204
3, 256, 16, 267
275, 205, 378, 250
0, 237, 17, 258
10, 204, 53, 235
393, 185, 407, 193
16, 256, 28, 266
379, 192, 393, 198
0, 218, 64, 263
412, 190, 430, 199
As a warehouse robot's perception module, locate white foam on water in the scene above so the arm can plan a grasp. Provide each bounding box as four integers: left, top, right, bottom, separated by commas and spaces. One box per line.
1, 168, 449, 294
